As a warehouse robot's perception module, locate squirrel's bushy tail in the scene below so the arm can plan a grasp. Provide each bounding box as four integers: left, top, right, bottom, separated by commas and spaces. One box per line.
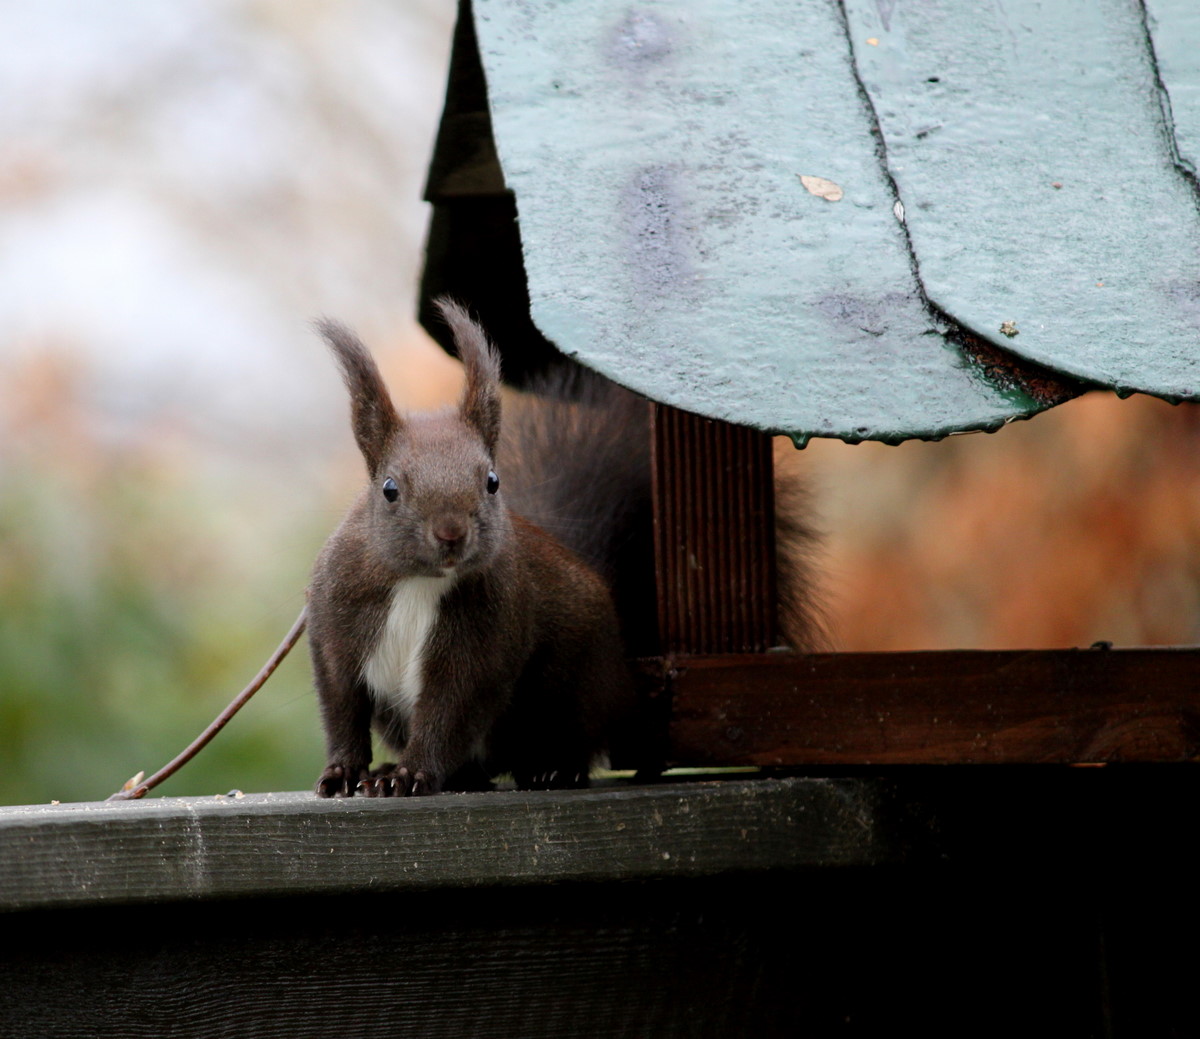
498, 368, 658, 654
773, 449, 829, 652
499, 365, 827, 654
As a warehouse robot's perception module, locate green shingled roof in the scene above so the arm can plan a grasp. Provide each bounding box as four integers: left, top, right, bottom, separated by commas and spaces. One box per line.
427, 0, 1200, 443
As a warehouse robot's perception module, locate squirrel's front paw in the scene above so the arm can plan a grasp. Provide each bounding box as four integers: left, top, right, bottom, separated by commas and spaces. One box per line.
357, 763, 440, 797
316, 763, 370, 798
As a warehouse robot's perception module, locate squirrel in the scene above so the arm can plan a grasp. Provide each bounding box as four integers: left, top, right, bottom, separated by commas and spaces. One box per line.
308, 299, 635, 797
105, 299, 822, 802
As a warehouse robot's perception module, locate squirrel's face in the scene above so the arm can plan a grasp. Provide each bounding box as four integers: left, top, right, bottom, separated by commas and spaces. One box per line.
369, 410, 506, 578
321, 299, 505, 580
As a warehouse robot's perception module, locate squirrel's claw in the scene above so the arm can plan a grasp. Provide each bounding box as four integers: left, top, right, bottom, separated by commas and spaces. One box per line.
315, 763, 368, 798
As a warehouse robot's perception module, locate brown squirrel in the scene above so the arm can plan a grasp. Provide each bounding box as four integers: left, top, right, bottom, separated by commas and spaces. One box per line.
105, 300, 821, 803
308, 300, 635, 796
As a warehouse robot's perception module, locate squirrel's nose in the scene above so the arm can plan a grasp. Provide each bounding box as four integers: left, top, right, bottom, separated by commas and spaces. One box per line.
433, 519, 468, 546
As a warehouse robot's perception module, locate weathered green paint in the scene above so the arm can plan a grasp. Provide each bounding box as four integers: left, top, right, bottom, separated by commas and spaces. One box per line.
845, 0, 1200, 400
468, 0, 1200, 441
1145, 0, 1200, 176
472, 0, 1064, 443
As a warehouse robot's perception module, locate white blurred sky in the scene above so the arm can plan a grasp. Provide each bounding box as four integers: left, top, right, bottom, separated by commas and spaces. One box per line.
0, 0, 458, 462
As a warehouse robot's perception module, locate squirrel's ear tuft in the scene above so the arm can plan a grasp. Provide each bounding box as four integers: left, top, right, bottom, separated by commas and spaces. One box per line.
316, 319, 403, 478
435, 297, 502, 454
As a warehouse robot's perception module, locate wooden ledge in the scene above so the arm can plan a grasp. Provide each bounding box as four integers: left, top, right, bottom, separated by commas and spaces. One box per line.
0, 777, 895, 913
650, 647, 1200, 766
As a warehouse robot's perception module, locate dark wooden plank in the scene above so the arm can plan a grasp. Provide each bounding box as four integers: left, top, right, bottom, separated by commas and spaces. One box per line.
0, 863, 1128, 1039
4, 768, 1194, 1037
664, 648, 1200, 765
0, 777, 896, 913
0, 880, 821, 1039
650, 403, 777, 654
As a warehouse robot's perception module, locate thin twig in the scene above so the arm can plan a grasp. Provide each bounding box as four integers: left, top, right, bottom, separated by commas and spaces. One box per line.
106, 608, 308, 801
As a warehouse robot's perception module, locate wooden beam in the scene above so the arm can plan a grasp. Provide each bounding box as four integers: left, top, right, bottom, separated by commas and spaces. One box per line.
0, 778, 897, 913
656, 648, 1200, 766
4, 767, 1195, 1036
650, 403, 777, 654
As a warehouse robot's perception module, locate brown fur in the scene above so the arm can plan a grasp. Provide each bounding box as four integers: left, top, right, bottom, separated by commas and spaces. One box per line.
308, 301, 633, 796
500, 372, 827, 654
773, 451, 829, 652
497, 374, 659, 655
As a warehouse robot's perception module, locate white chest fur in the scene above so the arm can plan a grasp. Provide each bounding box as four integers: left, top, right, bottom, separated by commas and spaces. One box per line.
362, 574, 455, 722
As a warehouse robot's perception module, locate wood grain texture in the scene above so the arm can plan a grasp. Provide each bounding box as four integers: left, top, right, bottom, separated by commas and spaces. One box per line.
0, 777, 894, 913
1, 880, 821, 1038
665, 648, 1200, 765
650, 403, 777, 655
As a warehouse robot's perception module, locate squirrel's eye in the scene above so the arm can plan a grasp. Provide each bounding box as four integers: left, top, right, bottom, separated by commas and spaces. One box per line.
382, 477, 399, 503
486, 470, 500, 495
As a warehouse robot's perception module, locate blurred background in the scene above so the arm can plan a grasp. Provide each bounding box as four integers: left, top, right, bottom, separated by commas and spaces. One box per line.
2, 1, 1197, 806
